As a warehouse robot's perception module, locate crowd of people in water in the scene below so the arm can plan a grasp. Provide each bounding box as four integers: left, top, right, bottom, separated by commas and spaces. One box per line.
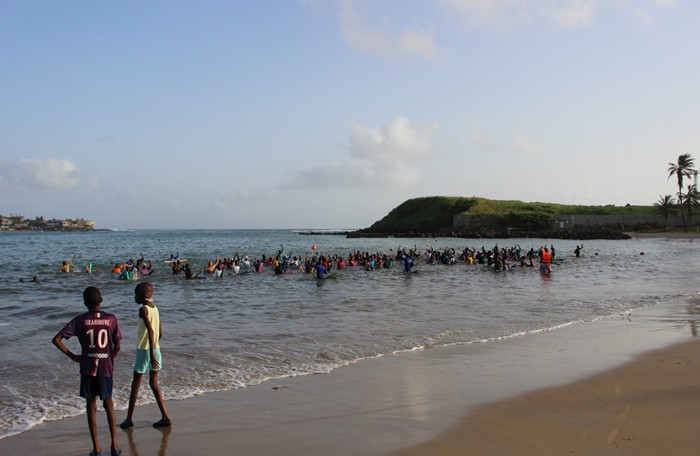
38, 243, 586, 283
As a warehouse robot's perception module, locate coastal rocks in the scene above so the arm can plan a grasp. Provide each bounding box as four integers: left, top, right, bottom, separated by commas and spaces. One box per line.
347, 227, 632, 240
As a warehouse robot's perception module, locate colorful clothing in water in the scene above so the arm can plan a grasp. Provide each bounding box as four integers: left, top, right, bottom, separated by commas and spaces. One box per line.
313, 263, 328, 279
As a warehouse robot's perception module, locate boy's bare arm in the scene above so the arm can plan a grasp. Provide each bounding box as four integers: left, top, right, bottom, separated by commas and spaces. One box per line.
113, 339, 120, 359
52, 333, 81, 363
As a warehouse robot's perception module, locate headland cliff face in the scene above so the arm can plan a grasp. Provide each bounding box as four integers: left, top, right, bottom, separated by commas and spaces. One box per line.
348, 196, 672, 240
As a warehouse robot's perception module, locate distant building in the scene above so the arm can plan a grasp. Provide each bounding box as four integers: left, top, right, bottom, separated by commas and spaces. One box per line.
0, 214, 95, 231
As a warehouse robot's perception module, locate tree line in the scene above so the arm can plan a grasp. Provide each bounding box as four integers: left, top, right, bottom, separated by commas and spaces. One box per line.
656, 154, 698, 231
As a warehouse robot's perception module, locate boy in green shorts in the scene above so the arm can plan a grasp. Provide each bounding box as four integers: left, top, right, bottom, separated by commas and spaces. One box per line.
120, 281, 172, 429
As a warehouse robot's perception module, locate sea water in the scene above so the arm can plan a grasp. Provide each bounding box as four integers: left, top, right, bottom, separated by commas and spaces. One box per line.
1, 230, 698, 438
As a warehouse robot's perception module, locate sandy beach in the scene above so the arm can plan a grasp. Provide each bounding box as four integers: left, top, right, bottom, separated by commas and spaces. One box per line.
393, 337, 700, 456
1, 299, 698, 456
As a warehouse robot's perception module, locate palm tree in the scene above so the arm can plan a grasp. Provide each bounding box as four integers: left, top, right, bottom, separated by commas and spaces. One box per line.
681, 184, 700, 231
668, 154, 696, 230
653, 194, 677, 231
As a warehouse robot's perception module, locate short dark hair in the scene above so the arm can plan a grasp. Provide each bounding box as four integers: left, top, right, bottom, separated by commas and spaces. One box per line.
83, 287, 102, 309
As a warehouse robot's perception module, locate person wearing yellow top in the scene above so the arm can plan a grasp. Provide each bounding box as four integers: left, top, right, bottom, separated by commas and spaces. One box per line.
58, 255, 77, 273
119, 282, 171, 429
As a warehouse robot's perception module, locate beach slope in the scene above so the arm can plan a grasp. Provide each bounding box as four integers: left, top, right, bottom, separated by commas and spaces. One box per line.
393, 338, 700, 456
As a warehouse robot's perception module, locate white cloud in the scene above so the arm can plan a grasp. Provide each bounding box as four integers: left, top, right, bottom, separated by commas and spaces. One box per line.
293, 160, 420, 189
468, 123, 501, 152
633, 0, 678, 25
438, 0, 678, 30
546, 0, 597, 28
221, 188, 279, 201
0, 158, 85, 190
512, 131, 541, 155
308, 0, 679, 61
127, 186, 142, 198
285, 115, 435, 190
338, 1, 446, 59
438, 0, 532, 30
86, 175, 101, 189
468, 123, 541, 155
349, 116, 439, 160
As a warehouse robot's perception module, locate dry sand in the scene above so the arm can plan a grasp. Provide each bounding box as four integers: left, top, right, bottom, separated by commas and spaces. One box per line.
1, 302, 697, 456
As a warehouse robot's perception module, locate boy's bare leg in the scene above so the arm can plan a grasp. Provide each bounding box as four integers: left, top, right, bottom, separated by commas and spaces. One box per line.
149, 371, 171, 426
120, 372, 142, 429
104, 397, 120, 453
87, 397, 101, 454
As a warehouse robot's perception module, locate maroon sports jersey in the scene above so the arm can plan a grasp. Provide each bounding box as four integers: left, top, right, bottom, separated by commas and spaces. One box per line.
58, 311, 121, 377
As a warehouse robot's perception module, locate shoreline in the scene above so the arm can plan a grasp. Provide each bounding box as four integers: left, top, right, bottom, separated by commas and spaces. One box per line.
1, 301, 697, 455
345, 230, 700, 240
625, 230, 700, 239
392, 337, 700, 456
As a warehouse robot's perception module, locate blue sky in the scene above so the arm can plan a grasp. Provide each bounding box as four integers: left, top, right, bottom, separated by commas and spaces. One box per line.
1, 0, 698, 229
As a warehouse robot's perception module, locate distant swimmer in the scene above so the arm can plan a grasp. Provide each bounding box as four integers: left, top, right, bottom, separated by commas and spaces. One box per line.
58, 255, 77, 273
20, 276, 46, 283
274, 245, 289, 275
203, 257, 220, 275
170, 260, 184, 274
139, 260, 154, 275
313, 261, 328, 279
182, 263, 205, 280
118, 269, 138, 281
215, 261, 225, 278
401, 256, 415, 273
574, 244, 583, 258
540, 247, 552, 274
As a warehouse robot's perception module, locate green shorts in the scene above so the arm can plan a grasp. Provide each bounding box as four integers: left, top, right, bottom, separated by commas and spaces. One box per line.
133, 348, 162, 374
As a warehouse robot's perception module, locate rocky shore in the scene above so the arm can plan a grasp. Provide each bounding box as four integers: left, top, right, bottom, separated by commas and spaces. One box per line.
347, 226, 632, 240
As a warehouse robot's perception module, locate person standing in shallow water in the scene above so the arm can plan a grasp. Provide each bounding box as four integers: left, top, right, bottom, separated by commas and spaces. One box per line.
120, 282, 172, 429
52, 286, 122, 456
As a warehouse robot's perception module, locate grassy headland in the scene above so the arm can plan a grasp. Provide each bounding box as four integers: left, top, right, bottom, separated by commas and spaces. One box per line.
350, 197, 656, 238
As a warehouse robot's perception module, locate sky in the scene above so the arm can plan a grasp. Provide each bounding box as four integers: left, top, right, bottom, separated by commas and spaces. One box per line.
1, 0, 698, 229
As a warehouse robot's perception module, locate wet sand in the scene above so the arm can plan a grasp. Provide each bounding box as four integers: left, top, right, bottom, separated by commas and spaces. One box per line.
0, 302, 696, 456
392, 337, 700, 456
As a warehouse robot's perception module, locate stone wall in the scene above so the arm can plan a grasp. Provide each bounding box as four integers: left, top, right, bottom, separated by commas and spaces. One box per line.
454, 213, 687, 230
549, 214, 683, 230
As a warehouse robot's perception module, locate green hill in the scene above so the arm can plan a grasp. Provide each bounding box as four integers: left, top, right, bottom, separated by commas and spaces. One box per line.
361, 196, 655, 234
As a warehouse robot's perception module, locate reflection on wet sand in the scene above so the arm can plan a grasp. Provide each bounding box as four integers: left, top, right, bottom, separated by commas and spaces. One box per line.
124, 426, 171, 456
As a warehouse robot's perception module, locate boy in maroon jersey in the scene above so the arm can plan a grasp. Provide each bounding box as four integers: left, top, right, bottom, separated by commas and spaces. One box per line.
53, 286, 122, 456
